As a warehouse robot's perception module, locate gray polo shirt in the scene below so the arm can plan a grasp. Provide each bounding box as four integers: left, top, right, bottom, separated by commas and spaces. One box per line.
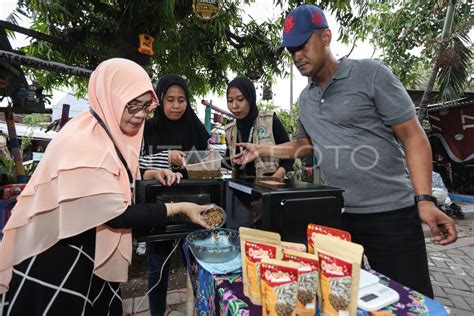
297, 57, 416, 214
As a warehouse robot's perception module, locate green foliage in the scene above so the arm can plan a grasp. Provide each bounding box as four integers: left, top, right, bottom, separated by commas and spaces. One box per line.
0, 155, 16, 183
23, 161, 38, 179
278, 0, 472, 100
11, 0, 285, 98
287, 158, 312, 183
257, 100, 299, 139
278, 102, 299, 139
436, 30, 473, 101
256, 100, 278, 111
9, 0, 473, 103
20, 113, 48, 154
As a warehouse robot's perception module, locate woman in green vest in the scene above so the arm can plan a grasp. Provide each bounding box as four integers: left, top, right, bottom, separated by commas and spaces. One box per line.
224, 76, 293, 178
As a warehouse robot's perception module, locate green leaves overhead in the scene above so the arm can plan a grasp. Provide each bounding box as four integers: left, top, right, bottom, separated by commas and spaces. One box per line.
437, 31, 473, 102
10, 0, 285, 98
7, 0, 472, 103
278, 0, 472, 101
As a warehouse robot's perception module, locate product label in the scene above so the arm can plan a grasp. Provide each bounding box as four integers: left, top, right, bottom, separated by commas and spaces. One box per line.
244, 241, 278, 304
283, 253, 318, 273
261, 262, 299, 316
307, 224, 351, 253
282, 253, 319, 315
261, 262, 298, 286
318, 252, 353, 314
245, 241, 277, 263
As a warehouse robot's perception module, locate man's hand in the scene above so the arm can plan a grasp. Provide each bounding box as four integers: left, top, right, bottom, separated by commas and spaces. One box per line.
233, 143, 260, 165
169, 150, 185, 167
144, 169, 182, 186
418, 201, 457, 245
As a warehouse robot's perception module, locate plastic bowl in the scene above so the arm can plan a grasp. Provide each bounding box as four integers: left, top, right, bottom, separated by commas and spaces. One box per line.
201, 206, 226, 228
186, 228, 240, 263
185, 150, 222, 171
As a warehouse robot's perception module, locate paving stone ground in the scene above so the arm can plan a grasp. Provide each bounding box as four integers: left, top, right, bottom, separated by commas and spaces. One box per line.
124, 207, 474, 316
424, 211, 474, 316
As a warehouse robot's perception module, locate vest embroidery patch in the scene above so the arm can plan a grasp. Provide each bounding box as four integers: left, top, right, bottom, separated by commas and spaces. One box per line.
257, 126, 267, 139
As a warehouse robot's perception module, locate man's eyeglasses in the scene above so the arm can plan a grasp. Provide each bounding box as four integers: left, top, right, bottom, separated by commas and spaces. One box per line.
125, 101, 157, 114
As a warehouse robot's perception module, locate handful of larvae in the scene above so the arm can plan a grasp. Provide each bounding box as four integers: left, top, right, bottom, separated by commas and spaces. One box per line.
202, 207, 225, 228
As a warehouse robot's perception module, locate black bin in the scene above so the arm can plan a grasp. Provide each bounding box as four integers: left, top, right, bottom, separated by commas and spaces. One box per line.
225, 177, 344, 244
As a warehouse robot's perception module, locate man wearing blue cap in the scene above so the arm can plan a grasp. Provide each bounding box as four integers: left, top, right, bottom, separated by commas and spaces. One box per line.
234, 4, 457, 298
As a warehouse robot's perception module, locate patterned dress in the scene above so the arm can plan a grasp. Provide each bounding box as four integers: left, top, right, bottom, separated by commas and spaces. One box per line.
1, 199, 167, 316
2, 229, 122, 315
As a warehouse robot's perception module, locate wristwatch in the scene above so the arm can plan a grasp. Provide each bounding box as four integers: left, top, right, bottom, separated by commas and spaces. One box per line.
414, 194, 437, 205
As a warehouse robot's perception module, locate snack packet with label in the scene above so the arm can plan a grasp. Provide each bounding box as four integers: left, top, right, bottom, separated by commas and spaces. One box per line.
307, 223, 351, 254
239, 227, 282, 305
282, 241, 307, 253
314, 234, 363, 316
261, 258, 299, 316
282, 249, 319, 316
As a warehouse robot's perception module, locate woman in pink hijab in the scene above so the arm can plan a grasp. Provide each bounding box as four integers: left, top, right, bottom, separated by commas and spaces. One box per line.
0, 58, 211, 315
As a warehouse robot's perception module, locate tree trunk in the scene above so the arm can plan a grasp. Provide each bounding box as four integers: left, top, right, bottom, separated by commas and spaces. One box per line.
417, 0, 457, 123
5, 110, 26, 183
117, 24, 152, 67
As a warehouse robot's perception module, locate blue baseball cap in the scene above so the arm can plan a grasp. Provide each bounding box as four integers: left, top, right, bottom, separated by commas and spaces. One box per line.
277, 5, 328, 54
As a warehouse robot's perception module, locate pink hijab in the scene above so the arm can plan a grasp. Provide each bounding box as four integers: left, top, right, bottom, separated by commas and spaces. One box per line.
0, 58, 157, 292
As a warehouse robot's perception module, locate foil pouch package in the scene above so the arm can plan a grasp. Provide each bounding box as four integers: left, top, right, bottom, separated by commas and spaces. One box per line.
282, 249, 320, 316
307, 223, 351, 254
260, 258, 300, 316
314, 234, 363, 316
239, 227, 282, 305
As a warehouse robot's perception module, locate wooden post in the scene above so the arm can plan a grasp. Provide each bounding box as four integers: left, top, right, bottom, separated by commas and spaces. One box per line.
59, 104, 71, 129
4, 110, 26, 183
204, 101, 212, 133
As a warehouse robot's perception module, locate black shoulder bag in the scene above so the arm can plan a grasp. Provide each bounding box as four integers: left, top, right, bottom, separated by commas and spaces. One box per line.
89, 108, 134, 199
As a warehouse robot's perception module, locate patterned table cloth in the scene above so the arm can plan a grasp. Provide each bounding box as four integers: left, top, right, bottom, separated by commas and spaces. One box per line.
183, 243, 447, 316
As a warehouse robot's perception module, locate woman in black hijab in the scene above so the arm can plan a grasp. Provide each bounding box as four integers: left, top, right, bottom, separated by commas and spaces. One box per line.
139, 74, 209, 316
143, 75, 209, 154
140, 75, 209, 178
224, 76, 293, 178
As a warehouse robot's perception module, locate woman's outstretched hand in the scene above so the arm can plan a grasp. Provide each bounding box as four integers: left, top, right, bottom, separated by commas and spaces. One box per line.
168, 202, 212, 228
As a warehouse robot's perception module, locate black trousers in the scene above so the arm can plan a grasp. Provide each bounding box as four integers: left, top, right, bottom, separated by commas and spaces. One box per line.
147, 240, 173, 316
342, 205, 434, 298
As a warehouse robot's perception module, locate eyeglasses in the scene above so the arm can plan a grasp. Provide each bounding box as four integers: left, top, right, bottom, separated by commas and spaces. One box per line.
125, 101, 157, 114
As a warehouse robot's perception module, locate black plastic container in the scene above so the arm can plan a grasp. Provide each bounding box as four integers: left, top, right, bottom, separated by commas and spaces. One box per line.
134, 177, 344, 245
134, 179, 225, 242
225, 177, 344, 244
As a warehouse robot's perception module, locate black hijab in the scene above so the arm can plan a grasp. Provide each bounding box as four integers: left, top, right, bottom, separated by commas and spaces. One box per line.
143, 74, 209, 153
227, 76, 259, 143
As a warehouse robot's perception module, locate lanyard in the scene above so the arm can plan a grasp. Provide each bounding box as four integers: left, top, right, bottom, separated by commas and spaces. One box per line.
89, 108, 134, 196
235, 125, 254, 177
237, 125, 254, 144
